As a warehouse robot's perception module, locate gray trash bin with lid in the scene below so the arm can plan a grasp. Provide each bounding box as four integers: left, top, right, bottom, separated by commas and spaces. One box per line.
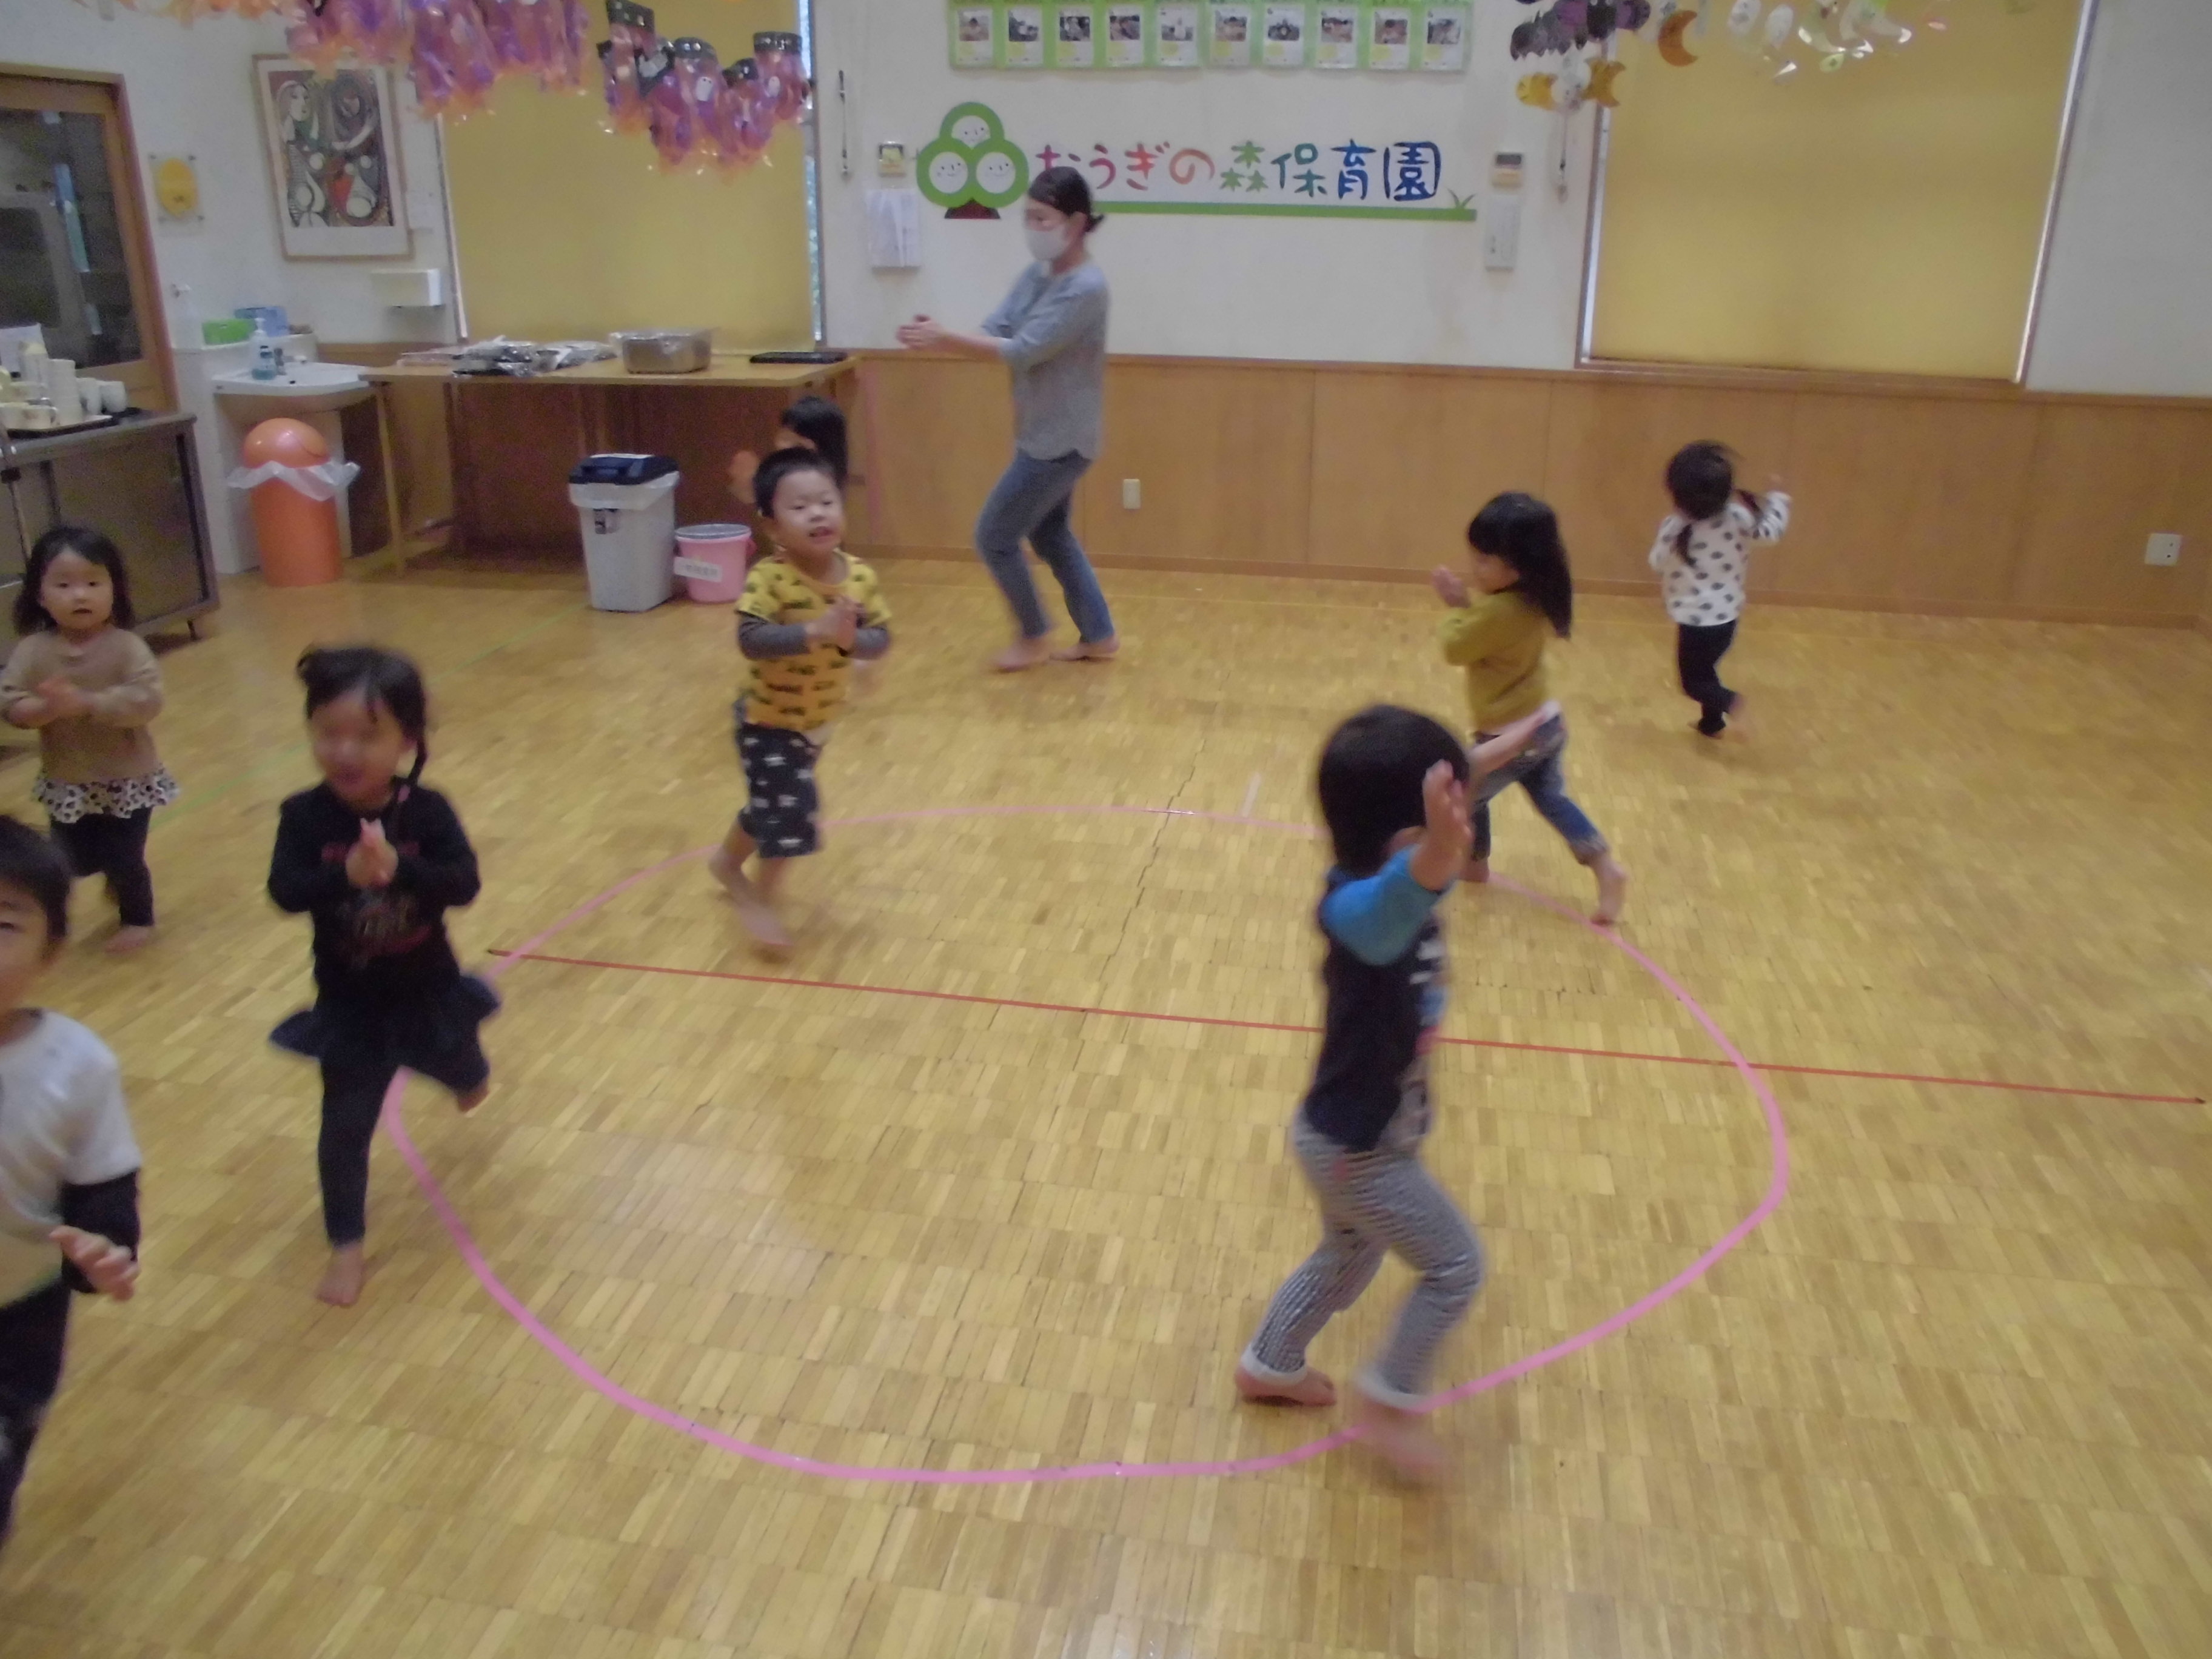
569, 454, 680, 612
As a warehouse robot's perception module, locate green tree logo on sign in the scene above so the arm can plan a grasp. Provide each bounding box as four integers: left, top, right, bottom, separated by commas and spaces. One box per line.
916, 104, 1029, 219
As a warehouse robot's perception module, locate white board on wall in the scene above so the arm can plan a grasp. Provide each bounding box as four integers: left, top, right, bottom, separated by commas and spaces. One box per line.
814, 0, 1592, 367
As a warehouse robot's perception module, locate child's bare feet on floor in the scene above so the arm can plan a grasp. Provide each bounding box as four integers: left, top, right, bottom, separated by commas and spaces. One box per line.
710, 848, 793, 956
1235, 1362, 1337, 1407
104, 925, 154, 956
1052, 636, 1119, 663
456, 1082, 489, 1113
1355, 1392, 1449, 1483
1462, 856, 1490, 885
993, 636, 1054, 673
1591, 855, 1629, 925
317, 1244, 366, 1308
1725, 694, 1753, 740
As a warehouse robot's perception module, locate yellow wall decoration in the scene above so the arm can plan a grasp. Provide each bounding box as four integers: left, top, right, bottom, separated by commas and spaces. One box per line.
443, 0, 814, 349
1590, 1, 2087, 379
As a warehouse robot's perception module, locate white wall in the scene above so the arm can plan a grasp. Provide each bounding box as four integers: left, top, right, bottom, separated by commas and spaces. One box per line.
815, 0, 1593, 366
2, 0, 458, 348
818, 0, 2212, 396
2025, 0, 2212, 397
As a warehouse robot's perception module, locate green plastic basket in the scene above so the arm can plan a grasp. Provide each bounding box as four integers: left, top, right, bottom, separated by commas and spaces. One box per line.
202, 318, 252, 345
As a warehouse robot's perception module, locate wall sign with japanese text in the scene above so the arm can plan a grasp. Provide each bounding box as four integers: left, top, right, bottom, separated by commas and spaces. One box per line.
949, 0, 1470, 71
914, 101, 1475, 221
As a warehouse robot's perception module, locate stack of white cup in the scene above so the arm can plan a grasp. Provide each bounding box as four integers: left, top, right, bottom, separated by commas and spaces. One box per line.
46, 360, 81, 425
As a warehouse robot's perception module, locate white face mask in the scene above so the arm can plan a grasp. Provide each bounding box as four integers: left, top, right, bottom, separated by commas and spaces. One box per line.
1024, 220, 1073, 263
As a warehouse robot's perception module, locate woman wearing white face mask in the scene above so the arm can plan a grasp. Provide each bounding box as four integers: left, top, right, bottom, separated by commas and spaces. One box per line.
897, 167, 1119, 672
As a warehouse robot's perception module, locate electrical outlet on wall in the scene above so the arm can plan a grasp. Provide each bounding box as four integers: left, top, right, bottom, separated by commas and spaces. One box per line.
1122, 478, 1141, 509
2145, 532, 2182, 567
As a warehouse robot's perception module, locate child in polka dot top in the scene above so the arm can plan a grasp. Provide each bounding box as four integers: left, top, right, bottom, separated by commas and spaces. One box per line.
1649, 441, 1790, 738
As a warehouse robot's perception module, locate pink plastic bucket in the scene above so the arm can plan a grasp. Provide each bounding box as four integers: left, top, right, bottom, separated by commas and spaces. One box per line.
674, 523, 752, 602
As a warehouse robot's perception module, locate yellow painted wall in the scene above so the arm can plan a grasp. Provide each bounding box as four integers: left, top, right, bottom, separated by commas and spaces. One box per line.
443, 0, 813, 347
1593, 1, 2085, 378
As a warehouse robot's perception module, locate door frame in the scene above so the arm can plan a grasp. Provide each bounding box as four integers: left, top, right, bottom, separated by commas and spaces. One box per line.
0, 62, 178, 411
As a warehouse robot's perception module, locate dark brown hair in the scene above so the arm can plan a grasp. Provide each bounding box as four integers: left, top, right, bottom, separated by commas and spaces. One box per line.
298, 645, 431, 786
1028, 165, 1104, 231
1467, 492, 1574, 638
1664, 440, 1765, 569
16, 525, 136, 635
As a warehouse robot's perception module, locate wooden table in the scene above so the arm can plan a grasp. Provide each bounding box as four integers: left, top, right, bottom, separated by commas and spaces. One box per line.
361, 353, 860, 566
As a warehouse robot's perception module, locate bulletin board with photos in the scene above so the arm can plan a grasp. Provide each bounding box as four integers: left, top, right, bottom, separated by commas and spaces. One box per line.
950, 0, 1472, 72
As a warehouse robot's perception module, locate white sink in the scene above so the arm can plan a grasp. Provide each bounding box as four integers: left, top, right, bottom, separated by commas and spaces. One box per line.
212, 361, 371, 412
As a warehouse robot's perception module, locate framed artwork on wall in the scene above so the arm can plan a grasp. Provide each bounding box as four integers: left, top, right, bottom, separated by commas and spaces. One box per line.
254, 58, 410, 258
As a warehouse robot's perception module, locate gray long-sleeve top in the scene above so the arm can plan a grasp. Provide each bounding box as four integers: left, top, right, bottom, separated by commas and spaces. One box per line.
981, 259, 1109, 461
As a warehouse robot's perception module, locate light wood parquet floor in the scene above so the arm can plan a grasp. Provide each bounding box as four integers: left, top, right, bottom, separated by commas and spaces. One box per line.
1, 560, 2208, 1659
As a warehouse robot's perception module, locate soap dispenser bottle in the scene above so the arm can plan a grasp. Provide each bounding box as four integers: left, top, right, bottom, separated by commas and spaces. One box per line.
250, 322, 282, 381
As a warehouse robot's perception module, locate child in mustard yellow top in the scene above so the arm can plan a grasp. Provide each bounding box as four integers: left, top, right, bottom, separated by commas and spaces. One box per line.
709, 448, 891, 954
1432, 492, 1628, 924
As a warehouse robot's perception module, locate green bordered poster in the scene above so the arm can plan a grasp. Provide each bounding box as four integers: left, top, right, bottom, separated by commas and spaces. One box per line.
1051, 1, 1099, 66
1103, 1, 1147, 66
1365, 2, 1412, 69
1005, 3, 1047, 65
1156, 1, 1201, 66
1418, 2, 1470, 70
1260, 1, 1309, 67
952, 1, 995, 67
1207, 1, 1253, 65
1314, 2, 1359, 69
949, 0, 1463, 70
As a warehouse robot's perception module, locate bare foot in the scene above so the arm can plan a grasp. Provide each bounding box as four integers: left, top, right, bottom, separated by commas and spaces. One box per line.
1463, 856, 1490, 885
1235, 1362, 1337, 1407
735, 893, 794, 957
1590, 854, 1629, 926
456, 1082, 489, 1114
1051, 637, 1119, 663
1724, 693, 1753, 740
710, 847, 793, 956
706, 846, 746, 896
104, 925, 155, 956
1355, 1392, 1449, 1484
992, 636, 1054, 673
317, 1245, 366, 1308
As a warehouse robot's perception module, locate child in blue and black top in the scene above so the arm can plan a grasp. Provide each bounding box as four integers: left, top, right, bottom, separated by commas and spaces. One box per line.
1235, 699, 1552, 1481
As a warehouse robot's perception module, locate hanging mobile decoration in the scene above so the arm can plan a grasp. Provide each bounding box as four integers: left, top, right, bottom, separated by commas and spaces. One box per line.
1506, 0, 1935, 101
89, 0, 809, 171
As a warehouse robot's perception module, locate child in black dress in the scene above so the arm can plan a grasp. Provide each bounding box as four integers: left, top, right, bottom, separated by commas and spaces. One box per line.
267, 648, 495, 1308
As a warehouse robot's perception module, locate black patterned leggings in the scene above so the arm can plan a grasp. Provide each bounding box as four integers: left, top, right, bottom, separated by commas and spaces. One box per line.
50, 808, 155, 928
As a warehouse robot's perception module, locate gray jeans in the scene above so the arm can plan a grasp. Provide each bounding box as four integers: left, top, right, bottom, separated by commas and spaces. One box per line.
974, 450, 1117, 644
1242, 1104, 1485, 1409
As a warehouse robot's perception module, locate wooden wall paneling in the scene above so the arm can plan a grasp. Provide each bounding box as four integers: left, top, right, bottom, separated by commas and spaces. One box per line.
2011, 403, 2212, 619
620, 386, 789, 531
453, 381, 585, 552
1080, 363, 1315, 565
1307, 370, 1554, 573
386, 379, 455, 536
1776, 394, 2041, 606
1540, 381, 1798, 584
851, 357, 1014, 552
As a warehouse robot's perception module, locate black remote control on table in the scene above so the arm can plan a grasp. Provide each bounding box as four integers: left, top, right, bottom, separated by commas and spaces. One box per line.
748, 350, 850, 364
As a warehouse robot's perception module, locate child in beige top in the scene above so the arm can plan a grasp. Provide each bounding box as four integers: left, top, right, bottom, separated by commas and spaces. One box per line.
0, 527, 178, 953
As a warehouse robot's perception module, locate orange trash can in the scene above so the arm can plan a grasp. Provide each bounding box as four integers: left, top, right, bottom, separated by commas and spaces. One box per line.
241, 418, 344, 587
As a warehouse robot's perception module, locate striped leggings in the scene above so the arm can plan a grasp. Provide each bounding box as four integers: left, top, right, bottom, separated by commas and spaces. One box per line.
1242, 1110, 1485, 1409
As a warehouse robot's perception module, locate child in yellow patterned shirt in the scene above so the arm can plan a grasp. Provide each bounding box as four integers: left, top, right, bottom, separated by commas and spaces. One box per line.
708, 448, 891, 954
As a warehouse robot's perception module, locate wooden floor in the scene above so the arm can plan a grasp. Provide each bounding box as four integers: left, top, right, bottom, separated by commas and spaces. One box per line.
2, 561, 2209, 1659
